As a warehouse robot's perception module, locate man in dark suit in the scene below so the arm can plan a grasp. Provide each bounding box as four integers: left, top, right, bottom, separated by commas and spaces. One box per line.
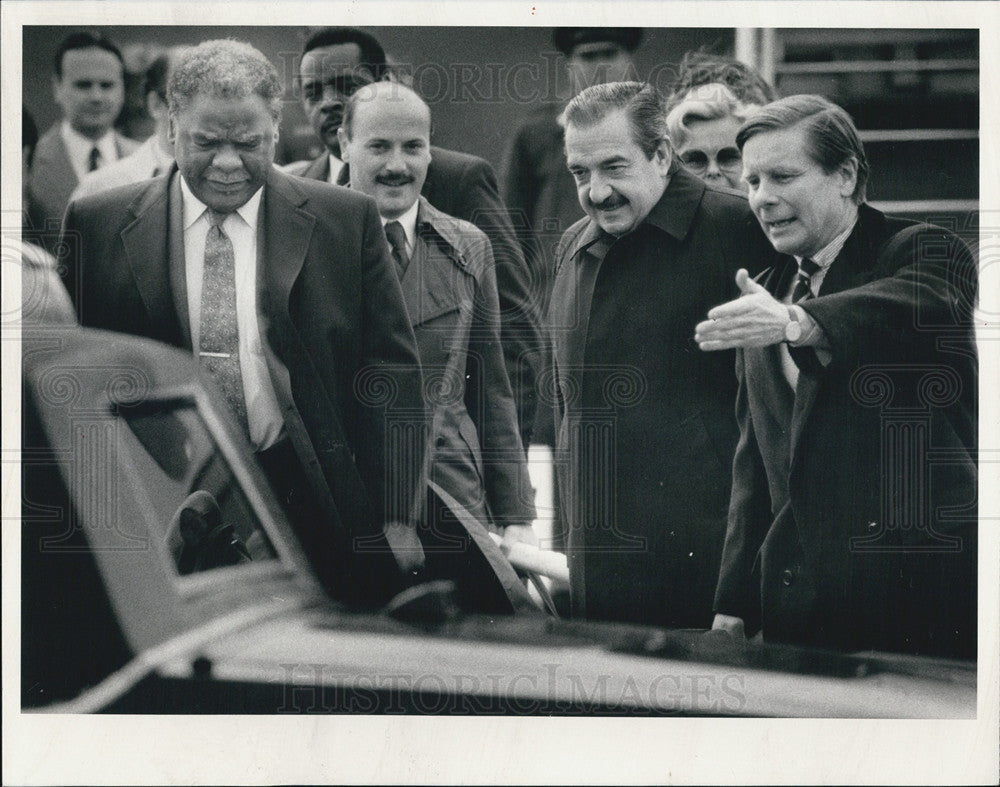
27, 32, 139, 250
339, 81, 537, 610
696, 95, 977, 659
62, 39, 427, 606
550, 82, 774, 629
286, 27, 542, 449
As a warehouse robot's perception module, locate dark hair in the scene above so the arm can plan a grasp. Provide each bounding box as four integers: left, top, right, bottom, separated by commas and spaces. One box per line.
668, 51, 777, 110
54, 31, 124, 79
736, 94, 869, 204
302, 27, 388, 81
558, 81, 666, 159
552, 27, 643, 56
23, 106, 39, 165
144, 53, 171, 102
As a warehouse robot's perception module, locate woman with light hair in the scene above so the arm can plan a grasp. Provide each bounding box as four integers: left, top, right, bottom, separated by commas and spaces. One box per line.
666, 88, 757, 190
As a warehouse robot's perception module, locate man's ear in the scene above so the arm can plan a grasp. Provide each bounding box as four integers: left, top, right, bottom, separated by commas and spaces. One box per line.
337, 127, 350, 161
654, 137, 672, 175
838, 157, 859, 198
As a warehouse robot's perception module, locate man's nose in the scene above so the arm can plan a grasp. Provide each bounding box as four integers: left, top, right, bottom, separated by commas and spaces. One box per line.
384, 148, 408, 173
704, 155, 722, 178
212, 145, 243, 170
750, 179, 777, 209
320, 87, 345, 111
588, 173, 612, 204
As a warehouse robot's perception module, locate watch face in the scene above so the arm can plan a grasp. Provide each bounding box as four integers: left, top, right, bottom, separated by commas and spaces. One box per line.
784, 319, 803, 343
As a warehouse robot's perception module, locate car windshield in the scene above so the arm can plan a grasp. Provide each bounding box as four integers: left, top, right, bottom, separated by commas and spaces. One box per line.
116, 399, 278, 576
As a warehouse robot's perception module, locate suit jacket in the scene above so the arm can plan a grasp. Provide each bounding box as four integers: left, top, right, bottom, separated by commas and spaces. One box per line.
404, 198, 535, 531
290, 146, 543, 449
549, 165, 775, 629
61, 166, 427, 604
27, 124, 140, 250
714, 203, 978, 659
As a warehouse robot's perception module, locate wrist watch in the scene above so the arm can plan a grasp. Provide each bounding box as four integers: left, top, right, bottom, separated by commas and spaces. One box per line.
783, 306, 802, 344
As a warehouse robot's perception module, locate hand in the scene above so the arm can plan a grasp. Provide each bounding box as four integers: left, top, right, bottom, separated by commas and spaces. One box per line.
383, 521, 425, 576
501, 524, 538, 550
712, 613, 747, 640
695, 269, 789, 351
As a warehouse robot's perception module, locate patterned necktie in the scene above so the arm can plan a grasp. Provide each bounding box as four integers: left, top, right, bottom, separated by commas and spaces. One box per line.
199, 210, 249, 436
384, 220, 409, 274
790, 257, 821, 303
88, 146, 102, 172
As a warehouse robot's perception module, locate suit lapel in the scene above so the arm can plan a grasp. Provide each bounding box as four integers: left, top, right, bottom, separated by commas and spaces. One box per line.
166, 173, 192, 348
301, 153, 331, 182
119, 173, 186, 347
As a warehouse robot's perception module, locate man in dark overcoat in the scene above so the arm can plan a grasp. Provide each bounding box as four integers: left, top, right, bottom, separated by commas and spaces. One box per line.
549, 81, 773, 628
696, 95, 977, 658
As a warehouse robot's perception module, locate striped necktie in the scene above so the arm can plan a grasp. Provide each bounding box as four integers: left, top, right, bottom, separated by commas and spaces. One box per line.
199, 210, 249, 436
790, 257, 821, 303
88, 146, 102, 172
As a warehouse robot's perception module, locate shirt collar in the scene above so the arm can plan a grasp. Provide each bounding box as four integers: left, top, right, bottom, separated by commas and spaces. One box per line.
61, 120, 117, 161
381, 199, 420, 250
179, 175, 263, 231
796, 209, 859, 270
327, 152, 346, 185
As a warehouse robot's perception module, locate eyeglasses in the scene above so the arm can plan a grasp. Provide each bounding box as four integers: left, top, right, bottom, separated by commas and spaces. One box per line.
679, 147, 743, 174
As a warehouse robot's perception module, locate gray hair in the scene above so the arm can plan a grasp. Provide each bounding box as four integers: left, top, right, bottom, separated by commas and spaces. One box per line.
168, 39, 283, 122
558, 81, 666, 159
666, 93, 756, 148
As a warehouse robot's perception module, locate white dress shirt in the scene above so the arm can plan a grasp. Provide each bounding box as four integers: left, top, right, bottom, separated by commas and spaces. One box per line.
179, 176, 285, 450
326, 152, 346, 185
61, 120, 120, 182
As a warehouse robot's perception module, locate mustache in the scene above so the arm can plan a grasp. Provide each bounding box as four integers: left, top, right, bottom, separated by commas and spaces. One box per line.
588, 195, 628, 210
376, 174, 415, 187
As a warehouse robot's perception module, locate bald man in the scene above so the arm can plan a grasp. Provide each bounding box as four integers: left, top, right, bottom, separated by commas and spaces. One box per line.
339, 83, 536, 606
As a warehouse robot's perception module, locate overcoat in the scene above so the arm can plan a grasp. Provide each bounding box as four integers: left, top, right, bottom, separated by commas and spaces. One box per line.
550, 165, 774, 628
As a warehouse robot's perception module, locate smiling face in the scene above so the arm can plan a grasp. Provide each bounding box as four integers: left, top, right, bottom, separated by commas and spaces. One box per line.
338, 84, 432, 220
299, 43, 376, 158
676, 114, 744, 190
53, 47, 125, 139
564, 108, 671, 237
741, 123, 858, 258
171, 92, 277, 213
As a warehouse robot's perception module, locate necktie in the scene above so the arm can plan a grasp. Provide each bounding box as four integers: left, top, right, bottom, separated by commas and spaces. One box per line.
199, 210, 249, 436
88, 146, 102, 172
384, 220, 409, 274
790, 257, 821, 303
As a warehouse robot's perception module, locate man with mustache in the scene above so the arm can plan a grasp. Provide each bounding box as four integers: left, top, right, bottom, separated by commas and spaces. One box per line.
288, 27, 542, 451
339, 81, 537, 609
548, 81, 774, 628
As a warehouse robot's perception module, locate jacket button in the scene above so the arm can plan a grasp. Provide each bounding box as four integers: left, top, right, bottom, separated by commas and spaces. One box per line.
781, 568, 795, 587
435, 436, 446, 448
